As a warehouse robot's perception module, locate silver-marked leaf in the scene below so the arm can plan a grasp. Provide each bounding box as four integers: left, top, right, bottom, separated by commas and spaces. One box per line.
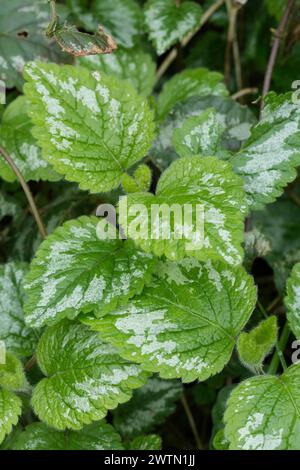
32, 321, 148, 430
224, 364, 300, 450
172, 108, 226, 157
68, 0, 143, 48
151, 95, 255, 170
127, 434, 162, 450
119, 156, 247, 265
231, 93, 300, 210
157, 68, 228, 120
11, 421, 124, 450
113, 376, 182, 438
53, 25, 117, 56
0, 388, 22, 444
24, 61, 155, 193
0, 262, 37, 358
0, 352, 26, 391
285, 262, 300, 339
0, 0, 67, 90
0, 190, 21, 220
0, 96, 59, 183
84, 259, 256, 382
144, 0, 202, 55
24, 216, 157, 328
78, 48, 156, 96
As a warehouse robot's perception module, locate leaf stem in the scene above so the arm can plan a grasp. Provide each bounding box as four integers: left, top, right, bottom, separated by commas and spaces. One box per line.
261, 0, 295, 112
224, 0, 243, 90
181, 393, 203, 449
155, 0, 225, 82
0, 147, 47, 239
268, 322, 290, 375
231, 87, 258, 100
46, 0, 59, 38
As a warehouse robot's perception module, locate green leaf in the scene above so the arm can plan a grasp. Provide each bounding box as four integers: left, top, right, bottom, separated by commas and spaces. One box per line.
231, 93, 300, 210
0, 262, 37, 358
285, 262, 300, 339
213, 429, 229, 450
23, 61, 155, 193
151, 95, 255, 170
172, 108, 226, 157
224, 364, 300, 450
0, 96, 60, 183
0, 190, 20, 220
113, 376, 182, 438
32, 321, 148, 430
237, 316, 278, 372
121, 164, 152, 193
119, 156, 247, 265
0, 388, 22, 444
0, 0, 67, 90
78, 48, 156, 96
11, 421, 124, 450
68, 0, 143, 48
144, 0, 202, 55
0, 352, 26, 391
127, 434, 162, 450
252, 196, 300, 293
24, 216, 157, 328
157, 68, 228, 120
84, 259, 256, 382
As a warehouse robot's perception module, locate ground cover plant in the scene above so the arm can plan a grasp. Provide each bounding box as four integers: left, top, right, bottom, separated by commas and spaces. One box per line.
1, 0, 300, 451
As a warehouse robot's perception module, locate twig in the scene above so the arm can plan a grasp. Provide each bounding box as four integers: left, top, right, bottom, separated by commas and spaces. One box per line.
224, 0, 241, 88
261, 0, 295, 111
25, 355, 37, 372
288, 189, 300, 209
231, 87, 258, 100
155, 0, 225, 82
181, 394, 203, 449
0, 147, 47, 239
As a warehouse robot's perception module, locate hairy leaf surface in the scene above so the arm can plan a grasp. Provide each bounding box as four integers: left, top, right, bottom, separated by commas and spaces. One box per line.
157, 68, 228, 120
231, 93, 300, 210
224, 365, 300, 450
32, 321, 148, 430
0, 97, 59, 182
78, 48, 156, 96
119, 157, 247, 265
11, 421, 123, 450
144, 0, 202, 55
84, 260, 256, 382
24, 62, 155, 193
24, 216, 157, 328
0, 262, 37, 358
0, 388, 22, 444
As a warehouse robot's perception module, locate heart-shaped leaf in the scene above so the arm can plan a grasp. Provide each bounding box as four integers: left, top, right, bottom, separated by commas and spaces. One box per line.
84, 259, 256, 382
144, 0, 202, 55
119, 156, 247, 265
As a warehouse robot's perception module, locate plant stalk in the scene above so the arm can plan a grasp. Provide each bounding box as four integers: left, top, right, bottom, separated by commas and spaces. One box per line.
181, 394, 203, 449
261, 0, 295, 111
0, 148, 47, 240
